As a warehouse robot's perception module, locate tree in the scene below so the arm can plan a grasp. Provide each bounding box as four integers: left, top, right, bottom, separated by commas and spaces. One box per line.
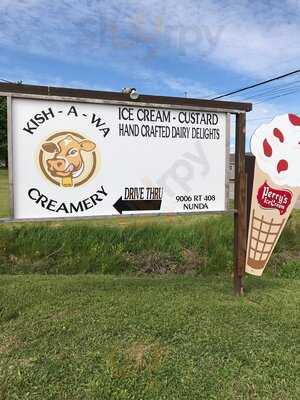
0, 97, 7, 167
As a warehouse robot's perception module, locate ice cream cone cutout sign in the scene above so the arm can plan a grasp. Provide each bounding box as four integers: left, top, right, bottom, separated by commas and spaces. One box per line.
246, 114, 300, 276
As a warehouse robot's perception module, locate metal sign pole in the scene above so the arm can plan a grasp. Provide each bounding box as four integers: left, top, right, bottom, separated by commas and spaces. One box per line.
234, 112, 247, 296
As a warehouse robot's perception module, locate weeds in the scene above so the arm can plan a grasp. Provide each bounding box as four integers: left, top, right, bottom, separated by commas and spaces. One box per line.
0, 212, 299, 277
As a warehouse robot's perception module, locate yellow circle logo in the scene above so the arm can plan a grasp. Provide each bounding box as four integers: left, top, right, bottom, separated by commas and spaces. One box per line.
39, 132, 99, 187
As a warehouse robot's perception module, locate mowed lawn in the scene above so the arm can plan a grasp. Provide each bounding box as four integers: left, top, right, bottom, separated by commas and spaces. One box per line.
0, 274, 300, 400
0, 169, 9, 218
0, 169, 300, 399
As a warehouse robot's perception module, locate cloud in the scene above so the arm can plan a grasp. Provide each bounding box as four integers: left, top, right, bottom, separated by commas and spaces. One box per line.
1, 0, 299, 153
1, 0, 300, 79
0, 64, 113, 92
160, 76, 215, 98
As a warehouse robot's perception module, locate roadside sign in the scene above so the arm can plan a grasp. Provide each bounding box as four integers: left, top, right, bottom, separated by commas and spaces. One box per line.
0, 82, 252, 295
10, 97, 230, 220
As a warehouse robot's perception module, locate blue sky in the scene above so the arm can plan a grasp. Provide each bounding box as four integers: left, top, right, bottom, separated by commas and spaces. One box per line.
1, 0, 300, 148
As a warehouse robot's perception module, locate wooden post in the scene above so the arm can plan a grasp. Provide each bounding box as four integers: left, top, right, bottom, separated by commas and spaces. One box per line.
234, 113, 247, 296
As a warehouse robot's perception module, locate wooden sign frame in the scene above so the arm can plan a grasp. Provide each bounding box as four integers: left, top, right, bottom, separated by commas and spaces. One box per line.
0, 83, 252, 295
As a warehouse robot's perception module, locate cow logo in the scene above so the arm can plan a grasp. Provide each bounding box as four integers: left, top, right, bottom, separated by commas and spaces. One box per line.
39, 132, 99, 187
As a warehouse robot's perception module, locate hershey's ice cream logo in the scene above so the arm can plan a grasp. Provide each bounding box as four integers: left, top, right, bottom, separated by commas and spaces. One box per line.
257, 181, 292, 215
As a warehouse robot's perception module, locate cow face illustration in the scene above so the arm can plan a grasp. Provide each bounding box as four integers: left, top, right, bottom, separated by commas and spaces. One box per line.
40, 133, 97, 187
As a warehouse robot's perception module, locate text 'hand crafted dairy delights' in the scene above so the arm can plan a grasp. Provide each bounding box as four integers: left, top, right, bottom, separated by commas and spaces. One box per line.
246, 113, 300, 276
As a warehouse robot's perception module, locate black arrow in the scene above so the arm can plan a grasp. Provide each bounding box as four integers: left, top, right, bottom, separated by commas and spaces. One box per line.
113, 197, 162, 214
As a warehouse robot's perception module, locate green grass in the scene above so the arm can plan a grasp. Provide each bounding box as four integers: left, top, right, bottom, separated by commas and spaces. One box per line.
0, 170, 300, 399
0, 169, 9, 218
0, 274, 299, 400
0, 215, 233, 275
0, 212, 299, 277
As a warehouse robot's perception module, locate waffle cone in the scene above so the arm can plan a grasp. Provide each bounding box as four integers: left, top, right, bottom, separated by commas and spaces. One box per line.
246, 163, 300, 276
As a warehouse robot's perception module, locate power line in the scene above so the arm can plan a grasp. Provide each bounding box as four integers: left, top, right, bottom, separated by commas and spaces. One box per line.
210, 69, 300, 100
239, 78, 300, 102
237, 76, 300, 104
240, 83, 300, 104
253, 87, 300, 105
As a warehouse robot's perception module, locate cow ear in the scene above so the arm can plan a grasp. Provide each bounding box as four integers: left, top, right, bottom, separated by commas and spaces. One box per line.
80, 140, 96, 152
42, 142, 58, 153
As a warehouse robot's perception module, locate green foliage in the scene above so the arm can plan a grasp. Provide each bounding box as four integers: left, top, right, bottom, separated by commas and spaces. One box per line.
0, 169, 299, 278
0, 215, 234, 275
276, 261, 300, 278
0, 274, 299, 399
0, 210, 299, 277
0, 169, 9, 217
0, 97, 7, 167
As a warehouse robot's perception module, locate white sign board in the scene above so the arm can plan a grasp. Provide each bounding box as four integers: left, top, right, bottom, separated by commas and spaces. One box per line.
10, 97, 229, 220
